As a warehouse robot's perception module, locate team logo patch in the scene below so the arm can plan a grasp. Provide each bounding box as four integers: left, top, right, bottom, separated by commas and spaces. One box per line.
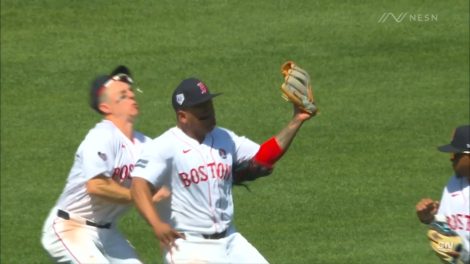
135, 159, 149, 168
218, 149, 227, 159
197, 82, 208, 94
176, 93, 185, 105
98, 152, 107, 161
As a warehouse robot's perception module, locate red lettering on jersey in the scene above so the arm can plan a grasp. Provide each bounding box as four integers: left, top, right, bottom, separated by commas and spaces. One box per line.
207, 162, 216, 178
217, 163, 224, 179
179, 162, 232, 187
199, 165, 208, 181
465, 215, 470, 231
446, 214, 470, 231
120, 165, 129, 181
112, 164, 133, 183
190, 168, 200, 184
457, 214, 464, 230
447, 216, 457, 230
179, 172, 191, 187
112, 168, 121, 180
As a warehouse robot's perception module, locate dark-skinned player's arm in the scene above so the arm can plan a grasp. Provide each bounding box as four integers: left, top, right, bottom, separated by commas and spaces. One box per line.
416, 198, 440, 224
256, 107, 311, 165
131, 177, 184, 250
233, 107, 313, 183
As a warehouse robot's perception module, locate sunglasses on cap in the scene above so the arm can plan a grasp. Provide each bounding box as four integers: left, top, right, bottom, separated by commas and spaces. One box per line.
97, 73, 143, 98
103, 73, 134, 87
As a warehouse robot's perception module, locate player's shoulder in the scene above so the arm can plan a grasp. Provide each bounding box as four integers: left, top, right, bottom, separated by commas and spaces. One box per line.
153, 127, 178, 142
133, 130, 151, 144
444, 175, 469, 193
143, 127, 177, 152
89, 119, 117, 133
212, 126, 239, 138
212, 126, 255, 143
84, 120, 116, 141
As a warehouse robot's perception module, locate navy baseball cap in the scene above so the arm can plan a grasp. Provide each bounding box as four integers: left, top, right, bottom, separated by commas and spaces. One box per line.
89, 65, 134, 114
172, 78, 221, 111
438, 125, 470, 153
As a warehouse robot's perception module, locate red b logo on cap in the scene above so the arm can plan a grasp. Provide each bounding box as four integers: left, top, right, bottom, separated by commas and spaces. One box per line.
197, 82, 208, 94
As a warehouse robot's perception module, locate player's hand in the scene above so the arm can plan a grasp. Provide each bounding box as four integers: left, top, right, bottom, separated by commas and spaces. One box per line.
416, 198, 439, 224
153, 222, 185, 251
152, 186, 171, 203
293, 105, 313, 122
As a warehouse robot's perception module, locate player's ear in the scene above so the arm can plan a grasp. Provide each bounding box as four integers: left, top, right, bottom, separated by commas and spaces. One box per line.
176, 110, 187, 124
98, 102, 112, 115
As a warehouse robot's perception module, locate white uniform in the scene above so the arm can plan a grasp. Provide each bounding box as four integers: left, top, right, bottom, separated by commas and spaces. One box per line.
437, 175, 470, 262
132, 126, 269, 264
41, 120, 149, 264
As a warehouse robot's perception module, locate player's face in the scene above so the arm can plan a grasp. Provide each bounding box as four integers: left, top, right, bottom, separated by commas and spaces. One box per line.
452, 153, 470, 179
183, 100, 216, 138
100, 81, 139, 119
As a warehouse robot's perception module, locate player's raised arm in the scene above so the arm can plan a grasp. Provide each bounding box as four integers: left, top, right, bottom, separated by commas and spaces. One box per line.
233, 62, 316, 184
256, 61, 316, 164
256, 106, 312, 165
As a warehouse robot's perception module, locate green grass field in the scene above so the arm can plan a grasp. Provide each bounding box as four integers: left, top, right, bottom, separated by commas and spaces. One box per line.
1, 0, 469, 263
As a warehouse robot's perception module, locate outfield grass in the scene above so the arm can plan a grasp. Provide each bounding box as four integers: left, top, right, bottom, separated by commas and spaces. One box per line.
1, 0, 468, 263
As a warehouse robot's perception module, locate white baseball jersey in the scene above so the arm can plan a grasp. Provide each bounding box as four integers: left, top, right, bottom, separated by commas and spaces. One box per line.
49, 119, 149, 224
41, 119, 150, 263
437, 175, 470, 257
132, 126, 260, 234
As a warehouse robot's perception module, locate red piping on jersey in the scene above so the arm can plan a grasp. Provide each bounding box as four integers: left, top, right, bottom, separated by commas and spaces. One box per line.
253, 137, 284, 167
52, 218, 82, 264
208, 134, 220, 233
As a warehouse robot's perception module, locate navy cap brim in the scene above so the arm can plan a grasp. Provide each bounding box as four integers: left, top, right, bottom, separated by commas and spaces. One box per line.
438, 144, 464, 153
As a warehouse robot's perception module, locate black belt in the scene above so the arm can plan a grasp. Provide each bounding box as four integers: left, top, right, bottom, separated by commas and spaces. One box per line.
202, 229, 227, 239
57, 209, 111, 229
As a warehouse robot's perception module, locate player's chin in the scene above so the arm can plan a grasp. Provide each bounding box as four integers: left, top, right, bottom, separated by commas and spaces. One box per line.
129, 109, 139, 118
131, 104, 139, 114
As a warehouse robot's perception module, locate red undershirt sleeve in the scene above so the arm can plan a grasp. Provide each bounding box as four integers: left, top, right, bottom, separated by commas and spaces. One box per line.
253, 137, 285, 168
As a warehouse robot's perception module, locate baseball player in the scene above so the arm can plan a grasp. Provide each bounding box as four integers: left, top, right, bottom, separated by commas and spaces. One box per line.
416, 125, 470, 263
130, 76, 315, 263
41, 65, 168, 263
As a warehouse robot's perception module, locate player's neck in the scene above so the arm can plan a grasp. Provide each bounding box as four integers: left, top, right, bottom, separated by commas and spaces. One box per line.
106, 116, 134, 140
177, 124, 205, 144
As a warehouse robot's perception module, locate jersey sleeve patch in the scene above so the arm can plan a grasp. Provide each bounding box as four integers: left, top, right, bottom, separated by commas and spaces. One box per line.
135, 159, 149, 168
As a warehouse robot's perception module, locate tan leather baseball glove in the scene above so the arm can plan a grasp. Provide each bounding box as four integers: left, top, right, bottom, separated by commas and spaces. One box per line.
280, 61, 318, 115
427, 216, 465, 264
